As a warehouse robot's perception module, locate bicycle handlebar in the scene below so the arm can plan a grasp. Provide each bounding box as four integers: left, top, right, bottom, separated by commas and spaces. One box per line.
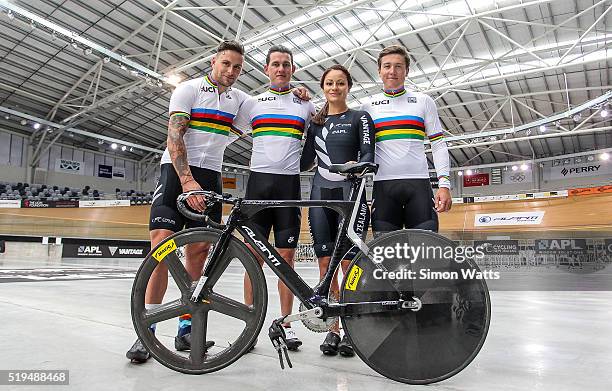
176, 191, 237, 229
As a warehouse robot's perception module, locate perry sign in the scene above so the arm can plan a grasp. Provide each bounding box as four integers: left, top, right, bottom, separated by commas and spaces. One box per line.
474, 211, 545, 226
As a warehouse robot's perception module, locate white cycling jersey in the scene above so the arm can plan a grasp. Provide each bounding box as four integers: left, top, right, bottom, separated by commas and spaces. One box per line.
360, 88, 451, 188
160, 74, 249, 172
233, 86, 315, 175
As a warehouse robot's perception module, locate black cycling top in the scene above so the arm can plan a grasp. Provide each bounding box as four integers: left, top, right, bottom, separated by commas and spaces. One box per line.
300, 109, 375, 178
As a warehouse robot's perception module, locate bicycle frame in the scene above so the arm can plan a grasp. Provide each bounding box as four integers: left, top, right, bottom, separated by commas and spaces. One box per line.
195, 176, 369, 309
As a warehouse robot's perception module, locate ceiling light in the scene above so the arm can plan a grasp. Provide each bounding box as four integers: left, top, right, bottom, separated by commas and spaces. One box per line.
71, 40, 78, 49
111, 143, 118, 149
30, 20, 36, 29
520, 164, 528, 171
166, 74, 182, 86
511, 165, 518, 171
20, 119, 27, 126
525, 129, 532, 136
121, 145, 127, 151
457, 171, 463, 176
587, 155, 594, 162
601, 109, 608, 118
129, 147, 134, 152
539, 125, 546, 132
84, 47, 93, 56
7, 10, 14, 21
465, 169, 473, 176
572, 113, 581, 122
97, 139, 104, 145
33, 122, 41, 130
600, 152, 610, 161
3, 114, 9, 120
103, 57, 110, 63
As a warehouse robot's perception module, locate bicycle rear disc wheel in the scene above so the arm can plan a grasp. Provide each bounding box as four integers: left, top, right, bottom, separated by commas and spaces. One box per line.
340, 229, 490, 384
131, 228, 267, 374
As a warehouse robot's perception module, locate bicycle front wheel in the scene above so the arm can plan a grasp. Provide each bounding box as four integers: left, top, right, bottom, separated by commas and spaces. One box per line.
131, 228, 267, 374
340, 229, 491, 384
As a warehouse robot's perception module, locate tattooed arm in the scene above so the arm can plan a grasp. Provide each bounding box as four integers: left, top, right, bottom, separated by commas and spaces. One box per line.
167, 112, 206, 211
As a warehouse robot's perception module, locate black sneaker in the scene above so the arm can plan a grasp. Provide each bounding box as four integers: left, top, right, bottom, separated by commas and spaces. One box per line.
338, 335, 355, 357
284, 328, 302, 351
126, 338, 150, 363
174, 333, 215, 352
320, 332, 340, 356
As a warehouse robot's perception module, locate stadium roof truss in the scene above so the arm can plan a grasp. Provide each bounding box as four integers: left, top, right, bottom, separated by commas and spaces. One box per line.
0, 0, 610, 175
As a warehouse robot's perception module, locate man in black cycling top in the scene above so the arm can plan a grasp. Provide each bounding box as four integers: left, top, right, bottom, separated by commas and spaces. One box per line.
360, 45, 452, 234
233, 46, 315, 351
301, 64, 375, 357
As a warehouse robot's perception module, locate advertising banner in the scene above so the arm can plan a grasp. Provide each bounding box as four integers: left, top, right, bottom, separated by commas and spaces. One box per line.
62, 243, 150, 258
475, 211, 545, 226
463, 173, 489, 187
473, 240, 520, 255
98, 164, 113, 178
55, 158, 84, 175
535, 239, 588, 255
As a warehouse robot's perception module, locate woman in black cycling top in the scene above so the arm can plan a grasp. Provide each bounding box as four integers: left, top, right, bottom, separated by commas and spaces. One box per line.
300, 64, 375, 357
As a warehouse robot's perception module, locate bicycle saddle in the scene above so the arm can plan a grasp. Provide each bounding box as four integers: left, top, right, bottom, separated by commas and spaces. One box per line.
329, 162, 378, 175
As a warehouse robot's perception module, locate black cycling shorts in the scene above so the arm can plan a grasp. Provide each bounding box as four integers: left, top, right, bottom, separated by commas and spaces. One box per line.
149, 163, 222, 232
371, 178, 438, 233
308, 175, 369, 259
244, 171, 301, 249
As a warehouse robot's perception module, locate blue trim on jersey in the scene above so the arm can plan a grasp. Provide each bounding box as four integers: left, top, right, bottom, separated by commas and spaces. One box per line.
373, 115, 424, 124
252, 113, 305, 123
191, 108, 235, 120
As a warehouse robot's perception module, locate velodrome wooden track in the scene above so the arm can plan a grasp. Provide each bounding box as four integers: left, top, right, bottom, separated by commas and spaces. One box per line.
1, 193, 611, 240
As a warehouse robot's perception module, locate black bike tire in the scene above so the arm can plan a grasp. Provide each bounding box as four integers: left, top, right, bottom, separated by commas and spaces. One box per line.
340, 229, 491, 384
130, 227, 267, 374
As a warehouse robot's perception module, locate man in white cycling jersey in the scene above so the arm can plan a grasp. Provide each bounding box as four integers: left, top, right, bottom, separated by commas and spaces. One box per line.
360, 45, 452, 234
127, 41, 309, 363
233, 45, 315, 351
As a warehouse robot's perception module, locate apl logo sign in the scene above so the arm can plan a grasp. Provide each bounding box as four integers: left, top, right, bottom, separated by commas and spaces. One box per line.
561, 168, 569, 176
78, 246, 102, 255
479, 216, 492, 223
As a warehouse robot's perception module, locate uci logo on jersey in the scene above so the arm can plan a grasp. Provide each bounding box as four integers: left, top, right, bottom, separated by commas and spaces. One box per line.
202, 86, 215, 93
345, 265, 363, 291
258, 96, 277, 102
372, 99, 390, 106
153, 239, 177, 262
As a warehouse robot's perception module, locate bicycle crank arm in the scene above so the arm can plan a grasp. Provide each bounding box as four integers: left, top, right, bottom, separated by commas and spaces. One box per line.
281, 307, 324, 324
328, 297, 422, 317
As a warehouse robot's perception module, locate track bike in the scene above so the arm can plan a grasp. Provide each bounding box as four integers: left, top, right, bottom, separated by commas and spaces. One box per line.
130, 162, 491, 384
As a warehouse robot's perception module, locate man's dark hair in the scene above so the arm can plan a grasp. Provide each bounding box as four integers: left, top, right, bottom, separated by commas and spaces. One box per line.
266, 45, 293, 65
217, 40, 244, 56
377, 45, 410, 70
